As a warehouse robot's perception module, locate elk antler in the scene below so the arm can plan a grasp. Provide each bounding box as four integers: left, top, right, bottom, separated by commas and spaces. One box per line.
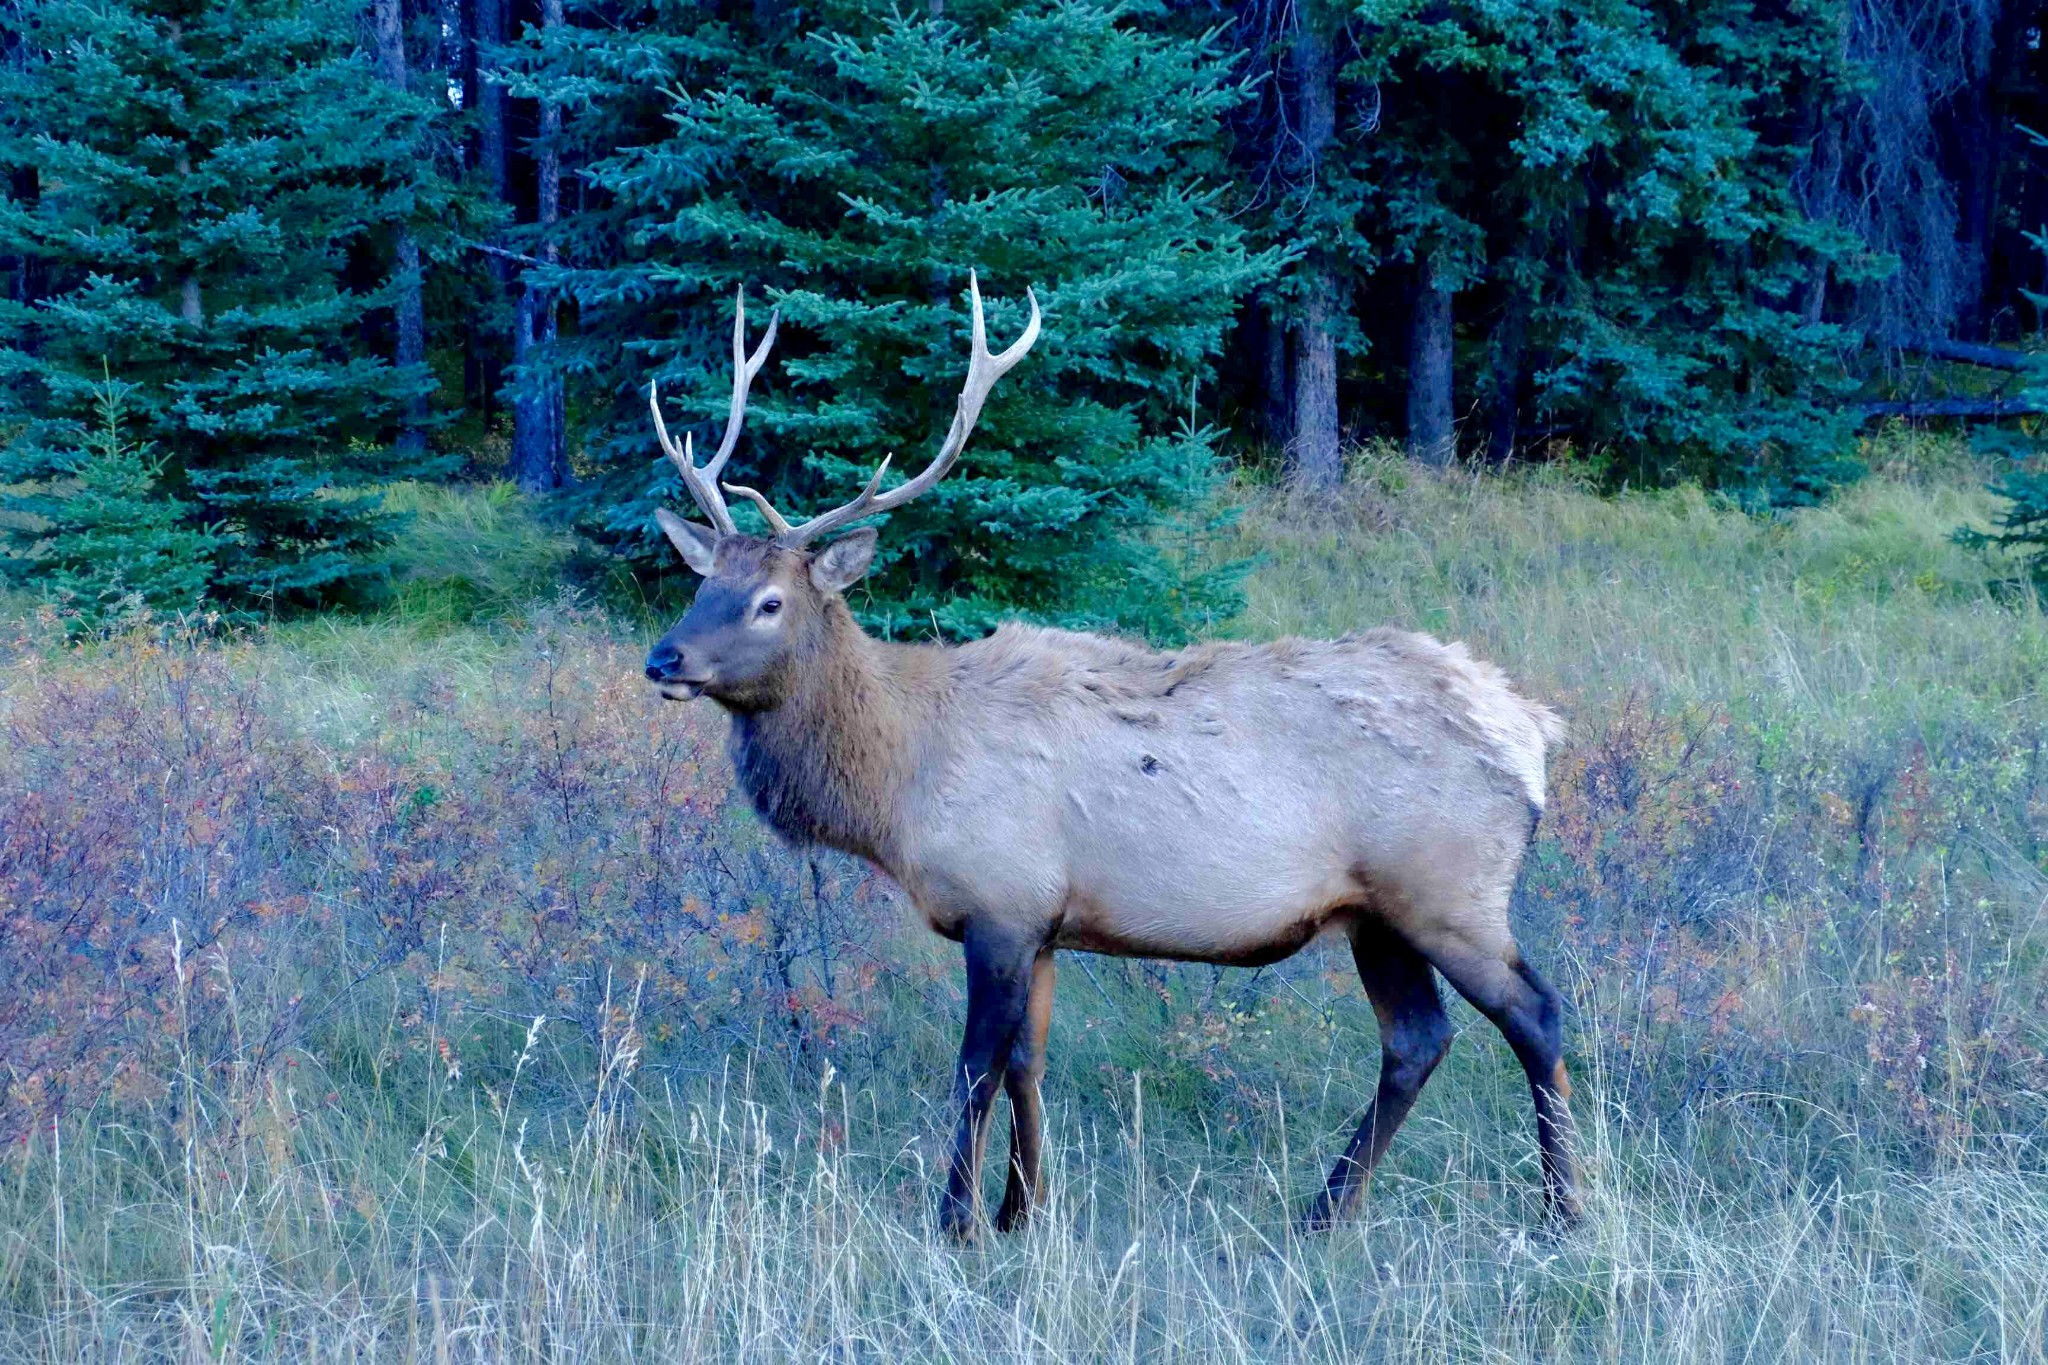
738, 271, 1041, 548
649, 286, 780, 538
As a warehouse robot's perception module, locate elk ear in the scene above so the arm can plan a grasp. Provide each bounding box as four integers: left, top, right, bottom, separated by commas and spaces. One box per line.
655, 508, 719, 576
810, 526, 877, 594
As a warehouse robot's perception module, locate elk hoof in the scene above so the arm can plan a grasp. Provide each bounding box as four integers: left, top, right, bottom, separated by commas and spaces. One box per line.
939, 1201, 982, 1246
1547, 1191, 1585, 1232
1295, 1202, 1339, 1237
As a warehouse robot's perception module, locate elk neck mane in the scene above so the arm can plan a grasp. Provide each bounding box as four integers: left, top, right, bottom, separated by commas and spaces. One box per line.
723, 597, 938, 866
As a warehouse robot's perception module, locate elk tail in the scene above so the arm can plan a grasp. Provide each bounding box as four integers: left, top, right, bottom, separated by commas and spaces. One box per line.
1524, 698, 1567, 751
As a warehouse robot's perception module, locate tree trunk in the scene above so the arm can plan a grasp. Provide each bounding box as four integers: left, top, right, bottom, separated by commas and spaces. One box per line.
1407, 257, 1454, 467
373, 0, 429, 457
1284, 12, 1342, 491
1886, 334, 2041, 372
2, 167, 37, 311
1953, 2, 2025, 338
1798, 114, 1842, 328
175, 151, 202, 325
466, 0, 508, 425
1256, 305, 1290, 447
1484, 274, 1528, 466
1291, 276, 1342, 488
473, 0, 507, 201
2, 26, 43, 314
508, 0, 567, 493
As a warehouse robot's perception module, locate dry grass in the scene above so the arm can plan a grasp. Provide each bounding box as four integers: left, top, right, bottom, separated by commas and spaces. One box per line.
4, 443, 2047, 1361
6, 989, 2046, 1361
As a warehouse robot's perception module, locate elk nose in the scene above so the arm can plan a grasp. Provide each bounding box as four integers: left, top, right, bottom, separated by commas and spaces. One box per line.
645, 642, 683, 682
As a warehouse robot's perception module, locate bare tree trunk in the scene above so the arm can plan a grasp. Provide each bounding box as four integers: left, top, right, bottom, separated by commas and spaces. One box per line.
1859, 397, 2048, 419
1291, 276, 1342, 488
470, 0, 508, 425
1253, 305, 1290, 446
1953, 14, 2008, 338
1484, 276, 1528, 466
1799, 115, 1842, 328
1, 15, 43, 316
508, 0, 566, 493
1407, 257, 1454, 467
373, 0, 429, 457
2, 167, 38, 310
174, 151, 202, 324
473, 0, 506, 201
1285, 13, 1342, 491
472, 0, 509, 426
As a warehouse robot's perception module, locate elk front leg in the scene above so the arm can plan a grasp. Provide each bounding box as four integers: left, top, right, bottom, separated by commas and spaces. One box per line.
995, 949, 1056, 1232
940, 923, 1037, 1243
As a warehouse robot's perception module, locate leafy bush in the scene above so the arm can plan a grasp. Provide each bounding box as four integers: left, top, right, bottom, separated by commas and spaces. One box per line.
5, 604, 2045, 1155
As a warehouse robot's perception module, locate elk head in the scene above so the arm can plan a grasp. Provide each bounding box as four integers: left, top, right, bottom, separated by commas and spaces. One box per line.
643, 274, 1041, 709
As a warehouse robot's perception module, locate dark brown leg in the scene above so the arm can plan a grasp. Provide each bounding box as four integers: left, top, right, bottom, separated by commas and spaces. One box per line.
1301, 918, 1455, 1231
1422, 938, 1582, 1223
940, 922, 1036, 1243
995, 950, 1056, 1232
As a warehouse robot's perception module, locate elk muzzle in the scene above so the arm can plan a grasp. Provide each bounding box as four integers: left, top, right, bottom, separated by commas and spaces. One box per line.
644, 640, 712, 699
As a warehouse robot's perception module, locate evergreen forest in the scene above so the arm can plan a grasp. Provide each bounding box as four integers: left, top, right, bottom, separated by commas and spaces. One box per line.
6, 0, 2048, 630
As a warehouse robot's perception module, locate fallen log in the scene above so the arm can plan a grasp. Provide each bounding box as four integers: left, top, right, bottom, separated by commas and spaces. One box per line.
1889, 335, 2042, 373
1860, 397, 2048, 420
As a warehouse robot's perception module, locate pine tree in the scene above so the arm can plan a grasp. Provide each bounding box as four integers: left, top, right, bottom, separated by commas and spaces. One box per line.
1221, 0, 1872, 500
2, 367, 222, 632
525, 0, 1277, 639
0, 0, 452, 611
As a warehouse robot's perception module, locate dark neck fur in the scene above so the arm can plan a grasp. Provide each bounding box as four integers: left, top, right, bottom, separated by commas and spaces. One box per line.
721, 602, 926, 868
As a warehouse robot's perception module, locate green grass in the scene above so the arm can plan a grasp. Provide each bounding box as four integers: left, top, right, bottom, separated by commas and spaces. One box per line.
1228, 443, 2045, 734
370, 478, 582, 629
3, 439, 2047, 1361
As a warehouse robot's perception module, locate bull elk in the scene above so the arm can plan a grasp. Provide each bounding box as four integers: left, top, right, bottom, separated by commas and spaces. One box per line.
643, 275, 1581, 1240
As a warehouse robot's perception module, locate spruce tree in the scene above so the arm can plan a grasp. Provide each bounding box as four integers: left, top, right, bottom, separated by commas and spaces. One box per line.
2, 367, 222, 632
1224, 0, 1871, 499
526, 0, 1277, 639
0, 0, 450, 611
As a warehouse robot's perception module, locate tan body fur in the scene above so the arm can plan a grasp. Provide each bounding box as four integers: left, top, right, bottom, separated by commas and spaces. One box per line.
765, 612, 1558, 969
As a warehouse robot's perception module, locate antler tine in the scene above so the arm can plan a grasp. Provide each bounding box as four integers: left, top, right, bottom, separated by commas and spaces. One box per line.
649, 285, 786, 539
707, 287, 781, 485
650, 382, 736, 537
781, 272, 1040, 547
719, 482, 794, 538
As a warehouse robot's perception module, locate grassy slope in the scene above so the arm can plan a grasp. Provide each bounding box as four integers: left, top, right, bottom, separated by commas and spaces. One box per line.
3, 452, 2047, 1361
1230, 446, 2044, 731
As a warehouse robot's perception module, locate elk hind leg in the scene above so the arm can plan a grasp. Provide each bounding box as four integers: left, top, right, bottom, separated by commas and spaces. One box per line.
1413, 917, 1582, 1224
1301, 916, 1454, 1232
941, 922, 1037, 1243
995, 949, 1056, 1233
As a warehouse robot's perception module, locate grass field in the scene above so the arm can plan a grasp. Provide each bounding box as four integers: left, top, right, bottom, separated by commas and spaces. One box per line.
3, 439, 2047, 1360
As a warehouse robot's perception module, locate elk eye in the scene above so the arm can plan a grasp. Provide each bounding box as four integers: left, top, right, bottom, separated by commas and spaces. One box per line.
758, 597, 782, 618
